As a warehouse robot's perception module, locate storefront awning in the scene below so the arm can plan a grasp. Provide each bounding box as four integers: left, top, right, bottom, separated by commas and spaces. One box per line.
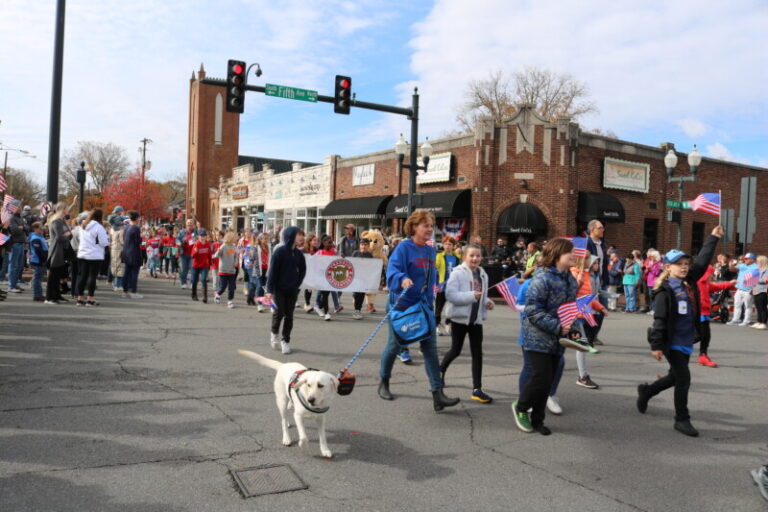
497, 203, 548, 235
321, 195, 392, 219
386, 189, 471, 218
577, 192, 625, 223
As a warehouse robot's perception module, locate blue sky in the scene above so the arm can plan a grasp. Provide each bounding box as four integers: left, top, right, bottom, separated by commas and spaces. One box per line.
1, 0, 766, 188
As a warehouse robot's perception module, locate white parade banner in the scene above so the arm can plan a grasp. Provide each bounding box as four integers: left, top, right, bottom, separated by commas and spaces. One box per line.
301, 255, 383, 293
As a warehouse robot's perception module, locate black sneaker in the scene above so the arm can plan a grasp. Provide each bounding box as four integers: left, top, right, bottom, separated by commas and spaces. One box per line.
471, 389, 493, 403
576, 375, 599, 389
637, 383, 650, 413
674, 419, 699, 437
533, 424, 552, 436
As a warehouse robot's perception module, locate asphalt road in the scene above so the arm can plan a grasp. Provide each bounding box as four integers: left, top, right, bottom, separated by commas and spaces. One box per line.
1, 274, 766, 511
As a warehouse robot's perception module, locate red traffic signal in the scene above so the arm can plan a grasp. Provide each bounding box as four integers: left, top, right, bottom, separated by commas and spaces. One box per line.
334, 75, 351, 115
226, 59, 247, 114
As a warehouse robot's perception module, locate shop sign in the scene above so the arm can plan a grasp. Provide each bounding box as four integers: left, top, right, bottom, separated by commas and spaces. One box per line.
603, 157, 650, 193
352, 164, 375, 186
300, 183, 322, 196
416, 152, 452, 184
231, 185, 249, 200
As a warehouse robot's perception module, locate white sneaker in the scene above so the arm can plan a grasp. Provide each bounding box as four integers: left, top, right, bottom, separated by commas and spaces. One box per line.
113, 286, 120, 292
546, 396, 563, 415
270, 332, 281, 350
353, 310, 363, 320
437, 324, 447, 336
257, 304, 265, 313
181, 284, 188, 289
227, 301, 235, 309
726, 320, 740, 326
315, 307, 324, 318
755, 323, 767, 330
281, 341, 292, 355
739, 321, 751, 327
129, 293, 143, 299
303, 304, 313, 312
324, 313, 331, 321
214, 294, 221, 305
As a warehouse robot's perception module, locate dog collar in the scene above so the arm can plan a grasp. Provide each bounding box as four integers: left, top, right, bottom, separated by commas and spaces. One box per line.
288, 369, 329, 414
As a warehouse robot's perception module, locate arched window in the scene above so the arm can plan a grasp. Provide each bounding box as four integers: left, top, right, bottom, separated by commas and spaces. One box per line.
214, 93, 223, 145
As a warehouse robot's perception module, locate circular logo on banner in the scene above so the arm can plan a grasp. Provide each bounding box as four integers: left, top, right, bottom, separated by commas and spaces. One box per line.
325, 258, 355, 289
40, 202, 52, 217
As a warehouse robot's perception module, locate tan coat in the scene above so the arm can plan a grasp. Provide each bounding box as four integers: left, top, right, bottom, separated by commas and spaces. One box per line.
110, 228, 126, 278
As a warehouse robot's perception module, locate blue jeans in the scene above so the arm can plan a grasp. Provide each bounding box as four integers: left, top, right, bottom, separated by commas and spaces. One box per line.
519, 348, 564, 397
248, 274, 266, 300
624, 284, 637, 311
123, 264, 140, 293
31, 263, 45, 297
315, 290, 340, 311
180, 254, 192, 285
191, 267, 209, 290
379, 302, 443, 392
6, 243, 24, 290
114, 276, 122, 289
217, 274, 236, 301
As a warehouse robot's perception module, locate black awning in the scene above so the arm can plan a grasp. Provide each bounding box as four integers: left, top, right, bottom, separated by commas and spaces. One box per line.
321, 195, 392, 219
386, 189, 471, 218
577, 192, 625, 223
496, 203, 548, 235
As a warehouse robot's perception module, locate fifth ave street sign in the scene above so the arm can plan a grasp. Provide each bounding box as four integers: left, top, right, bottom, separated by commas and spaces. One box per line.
666, 200, 691, 209
265, 84, 318, 103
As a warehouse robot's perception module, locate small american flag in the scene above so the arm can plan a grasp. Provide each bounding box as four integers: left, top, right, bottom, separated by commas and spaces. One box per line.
570, 237, 589, 258
558, 294, 596, 327
256, 296, 277, 310
495, 276, 520, 310
689, 193, 721, 216
0, 233, 9, 246
743, 268, 760, 288
579, 294, 598, 327
3, 194, 17, 213
0, 172, 6, 193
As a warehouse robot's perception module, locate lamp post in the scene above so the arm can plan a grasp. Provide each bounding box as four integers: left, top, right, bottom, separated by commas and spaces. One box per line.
394, 133, 433, 217
76, 161, 86, 212
665, 145, 702, 249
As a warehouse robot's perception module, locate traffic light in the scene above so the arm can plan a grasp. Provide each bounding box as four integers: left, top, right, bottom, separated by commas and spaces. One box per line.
226, 59, 246, 113
334, 75, 351, 114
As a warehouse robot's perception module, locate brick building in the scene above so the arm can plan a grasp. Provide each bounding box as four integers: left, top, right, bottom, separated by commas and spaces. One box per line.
326, 105, 765, 256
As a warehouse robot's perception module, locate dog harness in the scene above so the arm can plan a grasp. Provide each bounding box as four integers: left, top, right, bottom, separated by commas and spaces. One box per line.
288, 369, 329, 414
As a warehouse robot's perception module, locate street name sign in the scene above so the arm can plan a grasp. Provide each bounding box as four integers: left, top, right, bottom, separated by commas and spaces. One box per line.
265, 84, 318, 103
666, 200, 691, 209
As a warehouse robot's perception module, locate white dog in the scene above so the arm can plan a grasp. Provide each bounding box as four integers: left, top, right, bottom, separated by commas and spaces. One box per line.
237, 349, 339, 458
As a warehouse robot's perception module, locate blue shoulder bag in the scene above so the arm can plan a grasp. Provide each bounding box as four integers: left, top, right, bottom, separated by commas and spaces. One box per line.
389, 247, 436, 347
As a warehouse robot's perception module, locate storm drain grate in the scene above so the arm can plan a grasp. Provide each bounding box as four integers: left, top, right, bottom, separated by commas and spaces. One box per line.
230, 464, 308, 498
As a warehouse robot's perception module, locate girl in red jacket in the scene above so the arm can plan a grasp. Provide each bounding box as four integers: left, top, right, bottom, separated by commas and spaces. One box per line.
191, 229, 213, 302
696, 265, 736, 367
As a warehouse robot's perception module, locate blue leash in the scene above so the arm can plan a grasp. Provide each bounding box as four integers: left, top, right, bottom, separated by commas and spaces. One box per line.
342, 290, 407, 371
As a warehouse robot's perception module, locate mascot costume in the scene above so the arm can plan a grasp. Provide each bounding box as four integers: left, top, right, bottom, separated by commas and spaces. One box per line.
360, 229, 387, 312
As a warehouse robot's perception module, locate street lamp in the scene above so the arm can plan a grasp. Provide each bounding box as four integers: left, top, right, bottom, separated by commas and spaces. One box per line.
76, 161, 87, 212
665, 145, 701, 249
395, 134, 432, 216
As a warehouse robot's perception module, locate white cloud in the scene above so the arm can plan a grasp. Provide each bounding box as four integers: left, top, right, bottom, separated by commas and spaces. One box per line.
676, 119, 708, 138
706, 142, 749, 164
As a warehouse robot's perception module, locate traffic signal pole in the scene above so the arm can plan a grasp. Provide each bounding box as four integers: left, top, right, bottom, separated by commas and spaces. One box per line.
46, 0, 66, 203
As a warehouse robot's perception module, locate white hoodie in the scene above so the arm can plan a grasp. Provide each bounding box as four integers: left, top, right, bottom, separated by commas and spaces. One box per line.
77, 220, 110, 260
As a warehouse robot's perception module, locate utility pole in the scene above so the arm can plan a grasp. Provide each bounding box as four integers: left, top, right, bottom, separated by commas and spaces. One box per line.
139, 138, 152, 217
46, 0, 66, 203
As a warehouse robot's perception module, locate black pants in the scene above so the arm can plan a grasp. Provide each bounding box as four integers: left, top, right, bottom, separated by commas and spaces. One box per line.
440, 322, 484, 389
217, 274, 236, 301
754, 292, 768, 324
46, 264, 68, 301
698, 321, 711, 355
304, 289, 313, 306
645, 349, 691, 421
76, 259, 102, 297
318, 290, 330, 314
517, 351, 560, 427
69, 258, 79, 297
272, 289, 299, 342
434, 291, 447, 324
353, 292, 365, 310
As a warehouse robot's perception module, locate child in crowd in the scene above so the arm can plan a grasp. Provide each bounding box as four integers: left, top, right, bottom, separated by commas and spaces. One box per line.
514, 238, 577, 436
570, 255, 607, 390
638, 225, 723, 437
266, 227, 306, 354
190, 229, 212, 302
249, 234, 271, 312
239, 232, 252, 299
28, 222, 49, 301
214, 231, 239, 309
210, 230, 224, 293
351, 238, 374, 319
314, 235, 339, 320
302, 235, 320, 312
161, 228, 178, 276
695, 265, 736, 367
435, 236, 461, 336
440, 244, 495, 403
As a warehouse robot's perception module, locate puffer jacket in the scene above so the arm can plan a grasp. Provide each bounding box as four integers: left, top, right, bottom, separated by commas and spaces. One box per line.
444, 263, 490, 325
110, 228, 126, 278
523, 266, 578, 354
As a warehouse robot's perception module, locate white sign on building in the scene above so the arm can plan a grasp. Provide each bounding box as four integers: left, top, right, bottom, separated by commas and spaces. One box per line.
416, 152, 452, 184
352, 163, 375, 186
603, 157, 650, 193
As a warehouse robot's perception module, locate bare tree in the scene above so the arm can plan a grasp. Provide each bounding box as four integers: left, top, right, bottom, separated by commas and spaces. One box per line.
2, 167, 45, 207
60, 141, 130, 196
455, 67, 598, 132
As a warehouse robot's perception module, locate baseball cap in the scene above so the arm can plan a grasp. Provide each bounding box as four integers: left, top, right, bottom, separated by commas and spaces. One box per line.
198, 229, 208, 237
663, 249, 690, 264
23, 205, 31, 211
745, 252, 756, 259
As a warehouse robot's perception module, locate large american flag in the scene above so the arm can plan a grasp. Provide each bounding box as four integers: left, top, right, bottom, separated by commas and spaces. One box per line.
743, 268, 760, 288
495, 276, 520, 310
558, 294, 596, 327
0, 172, 7, 193
689, 193, 721, 216
1, 194, 18, 224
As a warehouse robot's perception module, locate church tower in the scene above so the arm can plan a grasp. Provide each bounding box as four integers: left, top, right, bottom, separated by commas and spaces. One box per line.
187, 63, 240, 228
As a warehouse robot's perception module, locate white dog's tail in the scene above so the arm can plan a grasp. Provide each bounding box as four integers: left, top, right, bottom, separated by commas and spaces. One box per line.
237, 349, 282, 370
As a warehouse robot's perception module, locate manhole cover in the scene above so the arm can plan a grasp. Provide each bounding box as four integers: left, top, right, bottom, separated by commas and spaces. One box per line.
230, 464, 308, 498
